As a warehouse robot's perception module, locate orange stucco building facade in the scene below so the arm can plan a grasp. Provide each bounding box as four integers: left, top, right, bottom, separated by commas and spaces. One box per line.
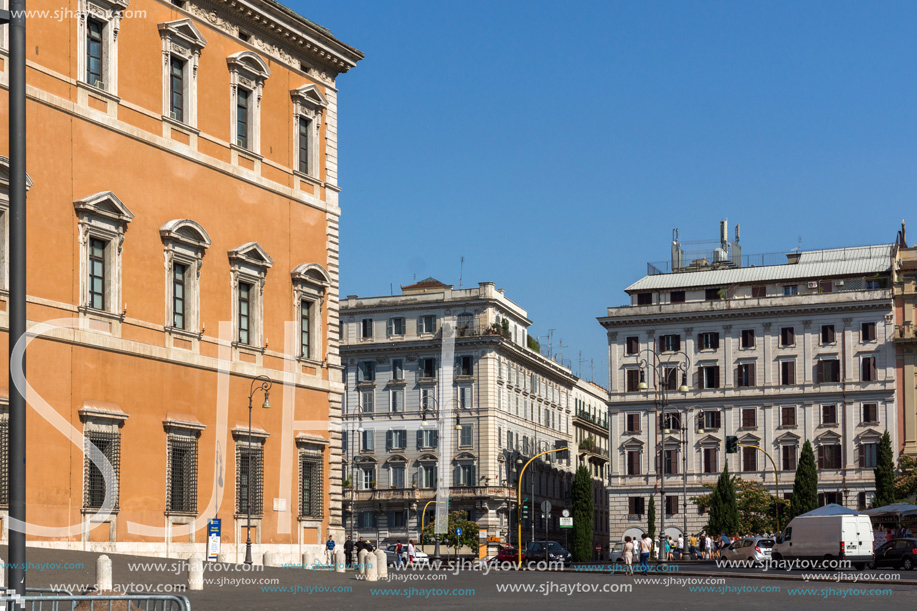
0, 0, 361, 560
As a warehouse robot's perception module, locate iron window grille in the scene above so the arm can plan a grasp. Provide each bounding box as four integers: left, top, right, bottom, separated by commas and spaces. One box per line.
166, 436, 198, 514
299, 454, 323, 519
236, 445, 263, 516
84, 430, 120, 510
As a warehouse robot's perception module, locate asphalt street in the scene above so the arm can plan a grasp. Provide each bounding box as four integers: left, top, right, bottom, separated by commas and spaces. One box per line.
0, 546, 913, 610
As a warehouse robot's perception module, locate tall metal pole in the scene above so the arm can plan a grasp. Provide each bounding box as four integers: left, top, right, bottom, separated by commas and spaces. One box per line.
682, 420, 687, 541
6, 0, 27, 595
244, 395, 253, 564
659, 383, 665, 562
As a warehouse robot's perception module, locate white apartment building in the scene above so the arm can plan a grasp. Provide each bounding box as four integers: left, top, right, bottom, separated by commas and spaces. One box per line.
340, 279, 607, 552
599, 236, 897, 543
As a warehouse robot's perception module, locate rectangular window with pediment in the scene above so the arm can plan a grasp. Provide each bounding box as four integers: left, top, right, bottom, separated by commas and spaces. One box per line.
159, 19, 206, 127
77, 1, 127, 95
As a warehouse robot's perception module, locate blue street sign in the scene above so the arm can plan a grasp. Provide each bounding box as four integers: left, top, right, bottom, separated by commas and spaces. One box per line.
455, 527, 463, 536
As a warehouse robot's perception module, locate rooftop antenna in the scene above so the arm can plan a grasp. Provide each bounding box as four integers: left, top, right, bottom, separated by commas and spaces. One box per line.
458, 256, 464, 289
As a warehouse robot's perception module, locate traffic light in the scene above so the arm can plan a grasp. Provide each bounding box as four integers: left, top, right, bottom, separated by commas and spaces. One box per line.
726, 436, 738, 454
521, 499, 530, 521
554, 439, 569, 461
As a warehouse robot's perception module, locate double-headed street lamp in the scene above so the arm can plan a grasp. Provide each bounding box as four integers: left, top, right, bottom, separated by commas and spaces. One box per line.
244, 375, 272, 565
638, 347, 690, 561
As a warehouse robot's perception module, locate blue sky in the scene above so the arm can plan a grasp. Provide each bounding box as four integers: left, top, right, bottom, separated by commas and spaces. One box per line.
293, 0, 917, 387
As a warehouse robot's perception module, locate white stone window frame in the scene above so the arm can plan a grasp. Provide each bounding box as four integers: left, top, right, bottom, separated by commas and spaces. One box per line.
163, 418, 204, 524
227, 51, 271, 155
78, 403, 129, 543
228, 242, 273, 350
160, 219, 211, 337
290, 84, 327, 179
0, 156, 32, 294
0, 0, 7, 53
76, 0, 129, 95
74, 191, 134, 320
291, 263, 330, 363
158, 19, 207, 128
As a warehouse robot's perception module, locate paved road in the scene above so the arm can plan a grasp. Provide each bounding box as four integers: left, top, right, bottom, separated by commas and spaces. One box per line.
0, 547, 914, 610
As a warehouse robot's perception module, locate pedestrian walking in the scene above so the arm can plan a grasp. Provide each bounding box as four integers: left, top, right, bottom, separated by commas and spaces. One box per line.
395, 540, 404, 568
688, 534, 698, 560
344, 536, 354, 569
677, 534, 685, 560
407, 539, 416, 565
325, 535, 336, 565
639, 534, 652, 575
623, 537, 635, 575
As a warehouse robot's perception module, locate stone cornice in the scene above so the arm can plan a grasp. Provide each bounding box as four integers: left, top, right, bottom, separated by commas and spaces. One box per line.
182, 0, 363, 82
599, 295, 892, 329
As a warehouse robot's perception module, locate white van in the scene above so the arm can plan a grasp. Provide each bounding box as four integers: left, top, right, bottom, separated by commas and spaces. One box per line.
772, 514, 874, 569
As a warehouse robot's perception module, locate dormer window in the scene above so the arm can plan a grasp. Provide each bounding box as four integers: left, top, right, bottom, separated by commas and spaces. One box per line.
290, 84, 328, 177
159, 19, 207, 127
227, 52, 270, 155
228, 242, 273, 348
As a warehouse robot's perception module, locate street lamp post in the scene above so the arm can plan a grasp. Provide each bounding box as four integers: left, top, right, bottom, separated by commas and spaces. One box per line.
244, 375, 272, 565
639, 348, 690, 562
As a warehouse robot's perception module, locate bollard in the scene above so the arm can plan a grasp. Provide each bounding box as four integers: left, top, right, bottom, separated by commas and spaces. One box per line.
334, 549, 345, 573
96, 555, 112, 592
188, 555, 204, 591
302, 551, 312, 570
365, 551, 378, 582
262, 551, 277, 567
357, 549, 368, 576
375, 549, 388, 579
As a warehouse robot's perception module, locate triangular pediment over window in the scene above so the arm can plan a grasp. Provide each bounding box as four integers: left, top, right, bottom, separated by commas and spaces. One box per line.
228, 242, 273, 269
816, 430, 842, 442
158, 18, 207, 50
622, 436, 644, 449
291, 84, 328, 109
855, 428, 883, 442
74, 191, 134, 224
774, 431, 800, 444
697, 434, 721, 446
738, 433, 761, 445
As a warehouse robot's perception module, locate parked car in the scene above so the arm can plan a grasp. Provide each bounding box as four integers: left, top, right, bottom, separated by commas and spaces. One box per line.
491, 547, 525, 564
869, 538, 917, 570
383, 544, 430, 566
720, 536, 775, 565
772, 514, 874, 570
524, 541, 572, 566
608, 541, 627, 563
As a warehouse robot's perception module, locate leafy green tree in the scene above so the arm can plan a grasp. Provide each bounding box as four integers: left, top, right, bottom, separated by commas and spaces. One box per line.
895, 455, 917, 501
421, 511, 480, 553
571, 466, 594, 562
647, 496, 656, 558
874, 431, 895, 507
693, 477, 788, 534
790, 440, 818, 519
705, 464, 740, 536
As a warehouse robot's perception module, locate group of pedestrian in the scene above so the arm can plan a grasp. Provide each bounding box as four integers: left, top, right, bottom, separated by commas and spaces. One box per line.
620, 534, 655, 575
392, 539, 417, 567
874, 525, 914, 551
335, 535, 378, 568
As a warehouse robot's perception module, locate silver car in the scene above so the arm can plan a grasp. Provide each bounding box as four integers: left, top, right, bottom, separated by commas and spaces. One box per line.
384, 544, 430, 566
720, 536, 775, 566
608, 541, 627, 563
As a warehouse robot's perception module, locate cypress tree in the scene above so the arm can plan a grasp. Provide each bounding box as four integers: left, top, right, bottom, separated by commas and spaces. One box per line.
647, 496, 656, 558
790, 440, 818, 519
874, 431, 895, 507
707, 464, 739, 536
571, 465, 594, 562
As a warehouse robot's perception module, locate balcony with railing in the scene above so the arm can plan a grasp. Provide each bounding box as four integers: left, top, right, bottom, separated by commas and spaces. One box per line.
574, 409, 608, 430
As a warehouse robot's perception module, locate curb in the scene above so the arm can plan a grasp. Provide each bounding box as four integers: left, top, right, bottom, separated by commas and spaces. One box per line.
560, 567, 917, 586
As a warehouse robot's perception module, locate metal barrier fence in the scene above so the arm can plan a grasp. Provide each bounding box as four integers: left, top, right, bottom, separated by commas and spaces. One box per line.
0, 593, 190, 611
